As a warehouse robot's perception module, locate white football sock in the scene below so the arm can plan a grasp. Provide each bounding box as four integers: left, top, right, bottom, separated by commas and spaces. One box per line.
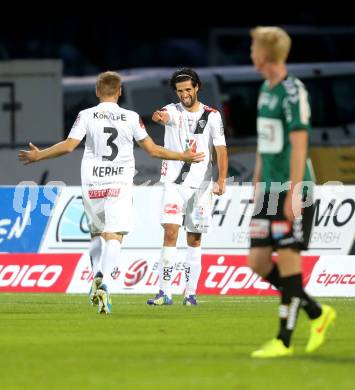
89, 236, 104, 276
159, 246, 176, 298
184, 246, 202, 296
102, 239, 121, 291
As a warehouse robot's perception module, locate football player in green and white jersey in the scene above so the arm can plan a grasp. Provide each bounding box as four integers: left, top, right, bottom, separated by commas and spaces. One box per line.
247, 27, 336, 358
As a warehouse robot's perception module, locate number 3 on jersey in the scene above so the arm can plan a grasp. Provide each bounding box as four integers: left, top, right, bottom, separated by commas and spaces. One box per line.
102, 127, 118, 161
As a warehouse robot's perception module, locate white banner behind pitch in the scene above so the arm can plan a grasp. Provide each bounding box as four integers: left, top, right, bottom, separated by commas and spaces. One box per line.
41, 185, 355, 255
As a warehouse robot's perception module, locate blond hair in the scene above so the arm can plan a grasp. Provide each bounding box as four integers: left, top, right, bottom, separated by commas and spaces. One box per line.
250, 26, 291, 63
96, 71, 121, 96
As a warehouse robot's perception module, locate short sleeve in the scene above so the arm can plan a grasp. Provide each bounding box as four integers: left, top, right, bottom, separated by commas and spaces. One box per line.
282, 80, 311, 133
210, 111, 226, 146
67, 111, 87, 141
163, 104, 179, 126
133, 114, 149, 142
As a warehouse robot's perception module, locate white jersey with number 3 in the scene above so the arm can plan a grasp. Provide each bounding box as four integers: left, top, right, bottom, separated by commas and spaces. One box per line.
160, 102, 226, 188
68, 102, 148, 185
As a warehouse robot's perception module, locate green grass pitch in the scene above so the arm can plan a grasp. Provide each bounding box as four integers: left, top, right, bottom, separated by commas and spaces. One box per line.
0, 294, 354, 389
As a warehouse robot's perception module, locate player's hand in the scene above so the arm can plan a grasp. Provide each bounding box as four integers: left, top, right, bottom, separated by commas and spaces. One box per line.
284, 190, 302, 222
182, 149, 205, 163
152, 110, 169, 124
213, 179, 226, 195
18, 142, 40, 165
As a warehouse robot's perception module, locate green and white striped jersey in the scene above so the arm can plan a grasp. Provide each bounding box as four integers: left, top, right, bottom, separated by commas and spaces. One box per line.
257, 74, 314, 192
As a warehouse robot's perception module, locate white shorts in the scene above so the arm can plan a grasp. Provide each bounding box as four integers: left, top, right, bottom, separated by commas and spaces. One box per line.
160, 183, 213, 233
82, 183, 133, 235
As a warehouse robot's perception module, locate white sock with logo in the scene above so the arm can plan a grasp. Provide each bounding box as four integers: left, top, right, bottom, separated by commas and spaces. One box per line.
159, 246, 176, 298
89, 236, 105, 276
102, 239, 121, 292
184, 246, 202, 296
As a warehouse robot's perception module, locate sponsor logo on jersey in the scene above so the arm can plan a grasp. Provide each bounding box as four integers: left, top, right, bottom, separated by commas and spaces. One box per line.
198, 119, 206, 129
164, 203, 181, 215
258, 92, 279, 110
271, 220, 291, 239
188, 139, 197, 153
194, 206, 205, 218
249, 219, 269, 239
88, 188, 120, 199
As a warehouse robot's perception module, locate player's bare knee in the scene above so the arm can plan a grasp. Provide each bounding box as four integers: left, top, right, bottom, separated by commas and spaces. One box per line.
248, 254, 272, 277
163, 226, 179, 245
247, 255, 259, 273
101, 232, 123, 242
187, 232, 201, 247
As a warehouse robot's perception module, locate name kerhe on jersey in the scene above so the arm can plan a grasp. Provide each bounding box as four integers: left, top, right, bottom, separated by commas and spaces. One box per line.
93, 166, 124, 177
93, 111, 127, 121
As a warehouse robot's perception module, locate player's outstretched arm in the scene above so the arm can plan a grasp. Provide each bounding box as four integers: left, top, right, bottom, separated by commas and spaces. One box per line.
137, 136, 204, 163
18, 138, 81, 165
152, 110, 170, 125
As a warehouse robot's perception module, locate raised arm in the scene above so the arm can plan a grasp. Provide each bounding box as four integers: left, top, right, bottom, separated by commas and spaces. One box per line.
213, 145, 228, 195
18, 138, 81, 165
137, 136, 204, 163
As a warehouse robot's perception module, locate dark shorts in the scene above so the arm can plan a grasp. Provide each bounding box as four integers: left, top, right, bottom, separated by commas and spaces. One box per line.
250, 192, 314, 251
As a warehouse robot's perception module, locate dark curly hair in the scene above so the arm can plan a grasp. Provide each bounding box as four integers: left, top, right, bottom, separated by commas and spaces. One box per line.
170, 68, 201, 90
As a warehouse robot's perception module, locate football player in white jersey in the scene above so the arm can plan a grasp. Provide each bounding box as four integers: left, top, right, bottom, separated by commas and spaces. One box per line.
19, 71, 204, 314
147, 68, 228, 306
